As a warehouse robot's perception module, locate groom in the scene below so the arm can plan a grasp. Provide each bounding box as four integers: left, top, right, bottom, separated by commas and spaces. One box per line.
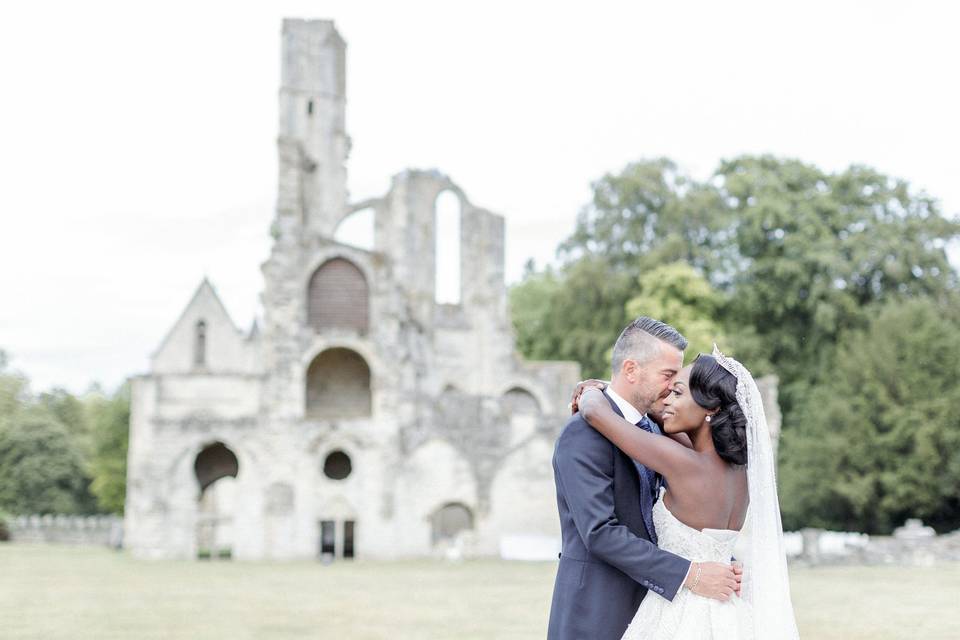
547, 317, 740, 640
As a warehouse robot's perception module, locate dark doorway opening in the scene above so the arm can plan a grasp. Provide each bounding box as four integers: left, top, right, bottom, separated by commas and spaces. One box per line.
319, 520, 335, 561
343, 520, 355, 559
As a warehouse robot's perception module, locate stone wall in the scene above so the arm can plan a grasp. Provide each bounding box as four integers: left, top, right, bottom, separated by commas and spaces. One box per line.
785, 521, 960, 567
6, 515, 123, 547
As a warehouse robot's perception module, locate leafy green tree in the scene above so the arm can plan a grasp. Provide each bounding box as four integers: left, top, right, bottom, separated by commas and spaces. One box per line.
0, 406, 96, 514
625, 262, 727, 363
719, 156, 960, 407
39, 388, 92, 456
510, 154, 960, 532
0, 350, 28, 422
778, 297, 960, 533
560, 158, 736, 283
86, 384, 130, 513
511, 257, 634, 379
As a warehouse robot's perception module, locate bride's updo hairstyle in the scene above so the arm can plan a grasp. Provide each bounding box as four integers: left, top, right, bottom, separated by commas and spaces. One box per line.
689, 354, 748, 465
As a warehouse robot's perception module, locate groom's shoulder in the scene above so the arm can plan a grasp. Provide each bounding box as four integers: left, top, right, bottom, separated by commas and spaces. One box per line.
556, 412, 609, 450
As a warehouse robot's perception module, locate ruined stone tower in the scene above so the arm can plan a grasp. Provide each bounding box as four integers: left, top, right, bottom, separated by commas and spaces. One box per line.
123, 19, 580, 561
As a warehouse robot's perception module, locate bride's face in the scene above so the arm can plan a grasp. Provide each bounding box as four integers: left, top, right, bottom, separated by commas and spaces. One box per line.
659, 366, 711, 434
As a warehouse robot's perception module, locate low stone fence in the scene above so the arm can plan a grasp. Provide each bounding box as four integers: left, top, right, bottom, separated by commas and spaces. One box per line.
5, 514, 123, 548
785, 520, 960, 567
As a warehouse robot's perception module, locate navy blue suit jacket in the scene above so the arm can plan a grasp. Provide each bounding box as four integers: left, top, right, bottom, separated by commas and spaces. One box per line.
547, 393, 690, 640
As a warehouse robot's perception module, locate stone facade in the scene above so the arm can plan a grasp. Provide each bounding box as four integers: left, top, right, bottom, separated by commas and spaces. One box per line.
123, 19, 580, 561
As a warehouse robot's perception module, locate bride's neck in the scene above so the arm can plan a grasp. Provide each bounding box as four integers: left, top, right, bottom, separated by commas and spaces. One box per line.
688, 422, 717, 454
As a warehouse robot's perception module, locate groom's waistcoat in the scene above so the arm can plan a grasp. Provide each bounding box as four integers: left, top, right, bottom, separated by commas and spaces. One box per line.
547, 394, 689, 640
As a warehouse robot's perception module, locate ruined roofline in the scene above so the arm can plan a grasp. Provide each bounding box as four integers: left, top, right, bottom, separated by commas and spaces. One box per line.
148, 277, 245, 362
390, 167, 504, 220
280, 18, 345, 50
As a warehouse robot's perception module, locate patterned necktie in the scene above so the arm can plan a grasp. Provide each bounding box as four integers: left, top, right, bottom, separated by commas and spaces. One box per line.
634, 416, 659, 545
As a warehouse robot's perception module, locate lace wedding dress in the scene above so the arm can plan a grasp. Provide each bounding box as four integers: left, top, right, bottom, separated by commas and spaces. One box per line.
621, 488, 753, 640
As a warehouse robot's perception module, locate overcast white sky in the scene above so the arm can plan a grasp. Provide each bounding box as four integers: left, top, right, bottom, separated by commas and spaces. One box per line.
1, 0, 958, 394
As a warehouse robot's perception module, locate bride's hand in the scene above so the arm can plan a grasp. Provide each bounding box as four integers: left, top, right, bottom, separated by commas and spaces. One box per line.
569, 379, 608, 414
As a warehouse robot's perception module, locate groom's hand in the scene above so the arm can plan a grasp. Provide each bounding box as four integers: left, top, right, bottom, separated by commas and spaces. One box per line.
685, 562, 739, 601
569, 379, 608, 414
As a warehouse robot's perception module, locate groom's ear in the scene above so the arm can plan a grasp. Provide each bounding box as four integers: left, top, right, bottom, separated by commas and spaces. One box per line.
620, 359, 638, 383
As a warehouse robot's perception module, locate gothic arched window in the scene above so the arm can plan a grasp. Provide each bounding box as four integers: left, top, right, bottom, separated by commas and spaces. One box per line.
434, 190, 461, 305
307, 258, 369, 334
194, 320, 207, 367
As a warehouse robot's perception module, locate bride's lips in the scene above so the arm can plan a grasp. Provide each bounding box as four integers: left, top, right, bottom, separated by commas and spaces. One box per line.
661, 411, 675, 420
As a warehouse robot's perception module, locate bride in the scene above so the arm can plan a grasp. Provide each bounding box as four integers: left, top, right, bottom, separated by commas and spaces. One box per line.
575, 346, 800, 639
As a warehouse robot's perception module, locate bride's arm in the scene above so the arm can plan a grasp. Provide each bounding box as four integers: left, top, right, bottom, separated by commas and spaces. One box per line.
579, 388, 698, 477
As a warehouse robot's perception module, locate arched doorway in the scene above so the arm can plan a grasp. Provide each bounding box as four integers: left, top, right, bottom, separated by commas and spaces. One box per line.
305, 348, 372, 418
194, 442, 239, 559
502, 387, 541, 417
430, 502, 474, 546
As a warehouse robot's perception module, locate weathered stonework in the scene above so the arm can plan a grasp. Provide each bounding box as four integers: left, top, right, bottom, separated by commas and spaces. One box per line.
123, 19, 580, 561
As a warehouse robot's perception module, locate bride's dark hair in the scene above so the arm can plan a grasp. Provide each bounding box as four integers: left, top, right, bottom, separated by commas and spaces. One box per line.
689, 354, 747, 465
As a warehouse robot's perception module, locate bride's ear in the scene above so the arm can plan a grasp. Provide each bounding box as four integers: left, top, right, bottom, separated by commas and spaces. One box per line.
705, 408, 719, 423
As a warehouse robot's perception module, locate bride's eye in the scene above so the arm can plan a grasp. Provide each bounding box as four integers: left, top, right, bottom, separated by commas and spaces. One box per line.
671, 388, 681, 396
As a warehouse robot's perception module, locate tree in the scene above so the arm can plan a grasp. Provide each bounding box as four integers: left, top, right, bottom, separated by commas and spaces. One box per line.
0, 350, 28, 421
778, 297, 960, 533
510, 257, 634, 379
87, 384, 130, 513
0, 407, 96, 515
625, 262, 728, 364
560, 158, 737, 283
510, 154, 960, 532
719, 156, 960, 409
39, 388, 92, 456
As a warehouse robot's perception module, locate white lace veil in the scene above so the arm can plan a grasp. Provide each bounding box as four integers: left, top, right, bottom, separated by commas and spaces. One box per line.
712, 345, 800, 640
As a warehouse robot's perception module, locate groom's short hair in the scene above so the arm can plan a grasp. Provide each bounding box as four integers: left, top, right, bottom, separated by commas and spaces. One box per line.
611, 316, 688, 374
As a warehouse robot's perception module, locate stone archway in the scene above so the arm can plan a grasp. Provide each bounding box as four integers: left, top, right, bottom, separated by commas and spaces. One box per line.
194, 442, 239, 559
430, 502, 474, 546
305, 348, 372, 418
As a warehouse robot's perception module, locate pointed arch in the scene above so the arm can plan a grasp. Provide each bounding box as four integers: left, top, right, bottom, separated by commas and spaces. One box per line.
307, 258, 369, 334
334, 206, 375, 251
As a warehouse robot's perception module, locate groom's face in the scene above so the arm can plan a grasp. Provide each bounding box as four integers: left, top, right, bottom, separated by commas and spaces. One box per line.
623, 340, 684, 413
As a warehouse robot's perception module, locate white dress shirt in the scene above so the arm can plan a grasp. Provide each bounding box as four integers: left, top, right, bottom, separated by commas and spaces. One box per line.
603, 386, 645, 425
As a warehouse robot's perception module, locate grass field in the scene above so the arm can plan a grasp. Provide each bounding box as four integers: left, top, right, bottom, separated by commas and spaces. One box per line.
1, 545, 956, 639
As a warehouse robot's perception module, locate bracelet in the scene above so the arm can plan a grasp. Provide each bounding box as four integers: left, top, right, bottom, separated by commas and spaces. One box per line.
689, 564, 702, 591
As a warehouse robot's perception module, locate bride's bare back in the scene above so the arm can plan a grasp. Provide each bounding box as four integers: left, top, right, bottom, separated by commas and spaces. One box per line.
661, 454, 748, 532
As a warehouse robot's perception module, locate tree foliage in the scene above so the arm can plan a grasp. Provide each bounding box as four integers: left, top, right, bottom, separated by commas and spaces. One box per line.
625, 262, 727, 363
779, 298, 960, 533
511, 257, 634, 379
0, 406, 95, 514
0, 354, 130, 515
87, 384, 130, 514
510, 154, 960, 532
718, 157, 960, 407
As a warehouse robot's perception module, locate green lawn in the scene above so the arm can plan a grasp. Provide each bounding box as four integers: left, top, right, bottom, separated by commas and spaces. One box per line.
0, 545, 955, 639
